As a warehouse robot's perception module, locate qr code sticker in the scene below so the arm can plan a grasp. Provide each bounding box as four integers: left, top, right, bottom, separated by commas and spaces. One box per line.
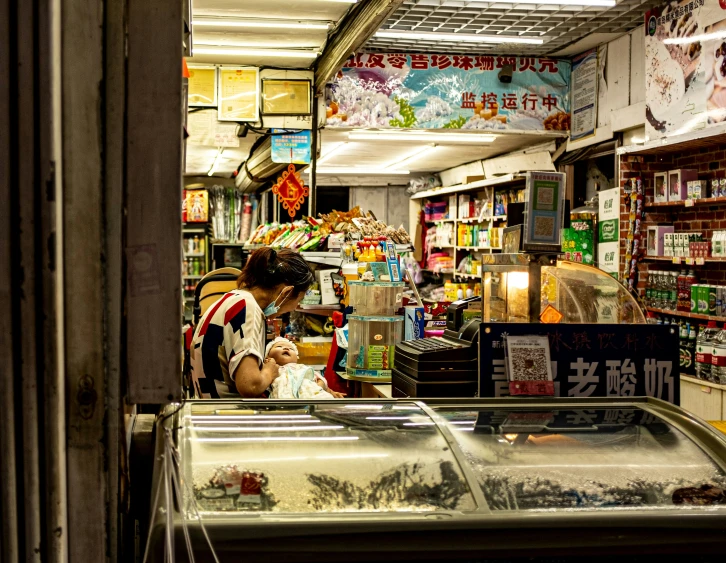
537, 187, 554, 206
534, 216, 555, 237
509, 346, 550, 381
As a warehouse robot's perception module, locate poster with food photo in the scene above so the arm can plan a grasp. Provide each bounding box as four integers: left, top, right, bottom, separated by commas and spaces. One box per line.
645, 0, 726, 139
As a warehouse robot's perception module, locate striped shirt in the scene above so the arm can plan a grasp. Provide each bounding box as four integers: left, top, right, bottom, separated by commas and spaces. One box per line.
190, 289, 266, 399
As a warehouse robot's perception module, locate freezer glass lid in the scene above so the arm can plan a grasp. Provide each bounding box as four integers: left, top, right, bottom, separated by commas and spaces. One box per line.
435, 406, 726, 511
181, 402, 477, 515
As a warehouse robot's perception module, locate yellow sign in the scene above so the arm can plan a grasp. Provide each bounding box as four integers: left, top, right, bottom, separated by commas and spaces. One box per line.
262, 79, 311, 115
188, 66, 217, 106
218, 67, 259, 122
540, 304, 564, 324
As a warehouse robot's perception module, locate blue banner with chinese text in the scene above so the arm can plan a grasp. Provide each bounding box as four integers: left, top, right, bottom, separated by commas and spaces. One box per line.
326, 53, 571, 131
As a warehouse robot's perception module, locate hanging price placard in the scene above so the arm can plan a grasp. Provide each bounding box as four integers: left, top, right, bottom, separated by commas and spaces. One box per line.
272, 164, 309, 218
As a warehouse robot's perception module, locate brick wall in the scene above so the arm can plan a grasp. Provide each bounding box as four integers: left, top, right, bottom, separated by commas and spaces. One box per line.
619, 143, 726, 302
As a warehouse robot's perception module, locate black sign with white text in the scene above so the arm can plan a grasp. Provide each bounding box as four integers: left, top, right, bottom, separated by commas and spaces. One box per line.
479, 323, 680, 405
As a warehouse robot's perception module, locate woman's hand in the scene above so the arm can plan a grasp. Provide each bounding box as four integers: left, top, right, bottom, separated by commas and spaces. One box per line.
329, 390, 347, 399
262, 358, 279, 383
234, 356, 279, 397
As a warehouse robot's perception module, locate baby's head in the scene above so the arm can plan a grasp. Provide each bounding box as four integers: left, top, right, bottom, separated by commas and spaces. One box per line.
265, 337, 299, 366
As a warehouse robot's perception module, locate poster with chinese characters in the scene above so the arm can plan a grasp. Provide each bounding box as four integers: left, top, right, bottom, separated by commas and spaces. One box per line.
644, 0, 726, 140
271, 130, 312, 164
480, 323, 680, 404
562, 218, 595, 265
326, 53, 570, 131
570, 49, 598, 141
598, 187, 621, 279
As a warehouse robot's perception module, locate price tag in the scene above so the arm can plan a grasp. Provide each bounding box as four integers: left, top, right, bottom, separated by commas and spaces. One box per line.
685, 199, 695, 207
672, 257, 681, 264
685, 257, 695, 265
696, 257, 705, 265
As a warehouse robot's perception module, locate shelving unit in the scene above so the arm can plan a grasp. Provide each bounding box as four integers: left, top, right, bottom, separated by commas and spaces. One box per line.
642, 256, 722, 265
645, 197, 726, 209
646, 306, 726, 323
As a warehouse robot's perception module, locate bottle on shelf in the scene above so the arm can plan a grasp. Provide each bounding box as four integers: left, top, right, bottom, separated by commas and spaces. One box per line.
686, 269, 698, 313
670, 271, 678, 311
192, 235, 199, 253
677, 269, 687, 311
680, 322, 690, 373
711, 328, 726, 385
686, 324, 698, 377
696, 321, 720, 381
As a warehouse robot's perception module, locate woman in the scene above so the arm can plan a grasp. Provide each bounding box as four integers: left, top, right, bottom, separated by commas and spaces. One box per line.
190, 247, 314, 399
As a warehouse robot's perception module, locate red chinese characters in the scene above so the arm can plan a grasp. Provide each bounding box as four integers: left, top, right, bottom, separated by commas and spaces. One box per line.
461, 92, 476, 109
386, 54, 408, 69
522, 93, 538, 111
431, 54, 452, 70
538, 58, 559, 73
365, 54, 385, 68
496, 56, 516, 68
542, 94, 558, 111
345, 53, 365, 68
482, 92, 498, 110
453, 55, 474, 71
501, 93, 517, 110
475, 56, 494, 71
519, 57, 536, 72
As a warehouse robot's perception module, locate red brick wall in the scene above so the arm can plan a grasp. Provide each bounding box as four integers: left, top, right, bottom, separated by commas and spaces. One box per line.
619, 144, 726, 301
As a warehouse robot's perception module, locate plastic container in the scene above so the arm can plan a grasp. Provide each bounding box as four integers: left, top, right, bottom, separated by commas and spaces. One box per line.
696, 321, 720, 382
346, 315, 403, 380
711, 329, 726, 385
348, 281, 405, 316
341, 263, 359, 307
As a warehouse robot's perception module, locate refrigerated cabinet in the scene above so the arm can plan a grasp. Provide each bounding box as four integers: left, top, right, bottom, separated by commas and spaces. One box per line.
146, 397, 726, 561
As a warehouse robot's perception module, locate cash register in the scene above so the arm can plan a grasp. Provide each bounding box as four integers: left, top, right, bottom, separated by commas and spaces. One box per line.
392, 297, 480, 398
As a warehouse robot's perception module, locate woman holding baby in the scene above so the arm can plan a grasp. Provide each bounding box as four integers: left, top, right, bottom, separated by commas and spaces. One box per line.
190, 247, 314, 399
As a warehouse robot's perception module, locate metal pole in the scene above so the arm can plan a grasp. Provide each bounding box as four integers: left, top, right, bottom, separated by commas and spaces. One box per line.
309, 95, 318, 217
528, 258, 542, 324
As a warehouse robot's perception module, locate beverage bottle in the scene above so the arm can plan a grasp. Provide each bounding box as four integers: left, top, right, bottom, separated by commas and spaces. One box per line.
711, 329, 726, 385
645, 271, 653, 307
670, 271, 678, 310
687, 270, 698, 313
686, 324, 698, 377
680, 322, 689, 373
659, 271, 667, 309
677, 269, 687, 311
696, 321, 720, 381
192, 235, 199, 253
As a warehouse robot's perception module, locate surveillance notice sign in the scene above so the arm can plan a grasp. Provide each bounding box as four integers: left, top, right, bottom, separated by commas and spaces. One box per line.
570, 49, 598, 141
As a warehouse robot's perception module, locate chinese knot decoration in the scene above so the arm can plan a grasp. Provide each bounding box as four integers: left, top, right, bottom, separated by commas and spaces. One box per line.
272, 164, 309, 218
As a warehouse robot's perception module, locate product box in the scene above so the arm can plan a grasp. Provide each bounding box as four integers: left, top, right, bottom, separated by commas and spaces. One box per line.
448, 195, 458, 220
327, 232, 346, 250
654, 172, 668, 203
404, 306, 425, 341
458, 195, 470, 219
690, 180, 708, 200
316, 269, 339, 305
664, 233, 674, 257
646, 225, 674, 256
668, 169, 698, 202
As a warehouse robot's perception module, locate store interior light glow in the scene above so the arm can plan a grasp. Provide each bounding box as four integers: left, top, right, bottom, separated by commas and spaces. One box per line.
193, 47, 319, 58
664, 30, 726, 45
317, 142, 348, 165
348, 131, 496, 143
375, 30, 543, 45
307, 167, 410, 175
193, 18, 331, 30
384, 145, 438, 169
461, 0, 614, 5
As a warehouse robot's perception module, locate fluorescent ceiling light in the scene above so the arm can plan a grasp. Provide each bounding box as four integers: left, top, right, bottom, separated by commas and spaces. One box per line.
193, 18, 331, 31
464, 0, 614, 4
375, 30, 543, 45
348, 131, 496, 143
308, 167, 410, 175
317, 142, 348, 165
384, 145, 438, 169
664, 30, 726, 45
193, 47, 319, 59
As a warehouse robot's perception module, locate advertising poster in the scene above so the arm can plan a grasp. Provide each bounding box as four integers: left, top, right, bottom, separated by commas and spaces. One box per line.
271, 130, 312, 164
524, 171, 565, 251
644, 0, 726, 140
327, 53, 571, 131
562, 218, 595, 264
570, 49, 598, 140
598, 187, 621, 279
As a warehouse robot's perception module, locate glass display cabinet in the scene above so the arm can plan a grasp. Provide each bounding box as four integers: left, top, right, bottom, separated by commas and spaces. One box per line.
146, 397, 726, 561
481, 254, 646, 324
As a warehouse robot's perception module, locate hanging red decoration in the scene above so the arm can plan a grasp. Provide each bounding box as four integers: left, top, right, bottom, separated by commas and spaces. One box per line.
272, 164, 309, 218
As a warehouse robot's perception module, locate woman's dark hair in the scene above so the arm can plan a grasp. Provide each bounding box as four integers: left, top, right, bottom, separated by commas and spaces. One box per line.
238, 248, 314, 295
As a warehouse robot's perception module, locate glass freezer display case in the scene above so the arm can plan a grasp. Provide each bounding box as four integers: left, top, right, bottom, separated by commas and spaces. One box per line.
146, 397, 726, 561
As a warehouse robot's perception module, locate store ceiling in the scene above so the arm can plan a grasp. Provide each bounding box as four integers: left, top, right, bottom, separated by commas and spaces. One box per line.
185, 127, 564, 177
188, 0, 355, 68
366, 0, 661, 55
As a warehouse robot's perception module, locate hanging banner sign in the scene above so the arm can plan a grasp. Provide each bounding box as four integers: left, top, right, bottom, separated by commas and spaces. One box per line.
570, 49, 598, 141
598, 187, 621, 279
272, 164, 309, 218
271, 130, 312, 164
644, 0, 726, 140
479, 323, 680, 404
327, 53, 571, 131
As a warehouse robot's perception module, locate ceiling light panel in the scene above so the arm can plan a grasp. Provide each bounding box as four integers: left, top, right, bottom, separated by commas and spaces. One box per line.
375, 30, 543, 44
367, 0, 660, 55
193, 47, 319, 58
193, 18, 332, 30
348, 131, 496, 143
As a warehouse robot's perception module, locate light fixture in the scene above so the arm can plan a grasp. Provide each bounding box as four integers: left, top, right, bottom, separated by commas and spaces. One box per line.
384, 145, 438, 169
317, 142, 348, 165
207, 148, 224, 176
309, 167, 410, 175
374, 30, 543, 45
464, 0, 614, 5
192, 18, 331, 31
193, 47, 319, 59
664, 30, 726, 45
348, 131, 496, 143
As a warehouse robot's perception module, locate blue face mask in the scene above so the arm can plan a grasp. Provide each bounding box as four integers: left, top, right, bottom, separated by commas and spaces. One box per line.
263, 288, 289, 318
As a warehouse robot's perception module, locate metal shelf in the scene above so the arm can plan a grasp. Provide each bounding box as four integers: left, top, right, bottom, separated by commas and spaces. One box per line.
642, 256, 725, 265
646, 196, 726, 209
410, 173, 526, 200
646, 306, 726, 323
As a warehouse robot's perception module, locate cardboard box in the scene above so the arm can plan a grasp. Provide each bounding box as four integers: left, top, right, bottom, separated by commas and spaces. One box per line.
404, 306, 425, 341
646, 226, 674, 256
316, 269, 339, 305
668, 169, 698, 201
654, 172, 668, 203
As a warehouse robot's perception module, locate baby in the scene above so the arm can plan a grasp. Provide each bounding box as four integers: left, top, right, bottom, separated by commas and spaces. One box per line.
265, 338, 346, 399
